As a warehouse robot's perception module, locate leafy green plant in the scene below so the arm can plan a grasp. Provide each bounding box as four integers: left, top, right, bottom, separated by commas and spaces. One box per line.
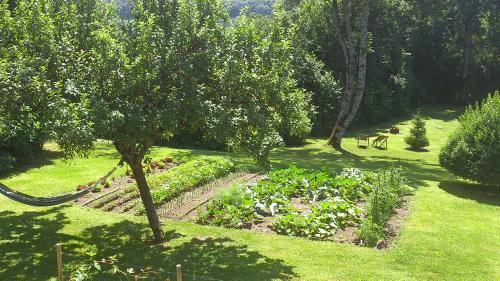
198, 165, 409, 244
273, 198, 362, 240
92, 185, 102, 193
360, 166, 412, 243
357, 219, 384, 247
440, 92, 500, 185
199, 166, 374, 240
148, 159, 234, 206
157, 161, 166, 169
103, 178, 111, 189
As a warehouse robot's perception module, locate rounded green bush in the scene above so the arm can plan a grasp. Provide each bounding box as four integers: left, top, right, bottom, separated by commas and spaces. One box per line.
439, 92, 500, 185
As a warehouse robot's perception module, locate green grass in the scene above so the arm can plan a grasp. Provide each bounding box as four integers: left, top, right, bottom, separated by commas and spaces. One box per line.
0, 105, 499, 280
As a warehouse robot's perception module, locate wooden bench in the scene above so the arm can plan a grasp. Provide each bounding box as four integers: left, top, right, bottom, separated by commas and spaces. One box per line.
371, 135, 388, 149
357, 135, 370, 148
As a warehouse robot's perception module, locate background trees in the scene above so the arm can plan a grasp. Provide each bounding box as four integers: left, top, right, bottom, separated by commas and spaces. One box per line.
224, 0, 275, 17
261, 0, 499, 139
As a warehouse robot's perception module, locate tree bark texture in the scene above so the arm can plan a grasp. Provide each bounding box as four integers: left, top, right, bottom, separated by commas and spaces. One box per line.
327, 0, 370, 148
115, 143, 165, 244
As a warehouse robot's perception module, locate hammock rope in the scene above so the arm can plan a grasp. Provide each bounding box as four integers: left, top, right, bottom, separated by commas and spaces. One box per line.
0, 159, 124, 207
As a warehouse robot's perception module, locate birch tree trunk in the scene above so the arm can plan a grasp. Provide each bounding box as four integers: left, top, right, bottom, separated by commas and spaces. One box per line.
327, 0, 371, 148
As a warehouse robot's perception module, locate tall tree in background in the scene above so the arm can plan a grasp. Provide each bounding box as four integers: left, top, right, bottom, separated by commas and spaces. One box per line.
327, 0, 371, 148
458, 0, 480, 103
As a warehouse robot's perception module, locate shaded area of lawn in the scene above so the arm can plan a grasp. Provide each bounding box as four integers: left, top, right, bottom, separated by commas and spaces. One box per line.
0, 207, 71, 280
0, 207, 295, 281
439, 181, 500, 206
0, 149, 64, 179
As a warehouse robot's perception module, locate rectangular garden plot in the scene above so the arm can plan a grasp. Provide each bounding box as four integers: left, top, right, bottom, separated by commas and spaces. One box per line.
196, 166, 414, 248
75, 158, 237, 215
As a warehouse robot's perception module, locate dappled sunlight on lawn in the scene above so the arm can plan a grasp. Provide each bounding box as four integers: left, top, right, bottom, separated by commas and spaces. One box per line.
0, 206, 295, 281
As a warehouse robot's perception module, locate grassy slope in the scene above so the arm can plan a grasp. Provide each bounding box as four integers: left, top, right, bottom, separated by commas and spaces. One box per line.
0, 106, 498, 281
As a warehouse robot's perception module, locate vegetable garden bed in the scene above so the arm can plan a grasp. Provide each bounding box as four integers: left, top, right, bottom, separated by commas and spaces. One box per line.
75, 157, 235, 215
196, 166, 414, 248
75, 156, 412, 248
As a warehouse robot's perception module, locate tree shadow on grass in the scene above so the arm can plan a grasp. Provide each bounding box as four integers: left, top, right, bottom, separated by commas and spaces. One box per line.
79, 221, 296, 281
404, 147, 430, 152
0, 149, 64, 179
167, 237, 296, 280
439, 181, 500, 206
423, 106, 463, 122
0, 208, 295, 281
0, 206, 73, 280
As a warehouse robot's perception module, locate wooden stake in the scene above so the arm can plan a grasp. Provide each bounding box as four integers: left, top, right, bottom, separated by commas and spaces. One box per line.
56, 243, 63, 281
176, 264, 182, 281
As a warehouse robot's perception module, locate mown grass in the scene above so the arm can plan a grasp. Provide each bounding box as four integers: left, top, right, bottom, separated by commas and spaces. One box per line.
0, 105, 498, 280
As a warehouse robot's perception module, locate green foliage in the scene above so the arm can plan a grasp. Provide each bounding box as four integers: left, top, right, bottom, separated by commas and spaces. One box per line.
147, 159, 234, 206
0, 153, 16, 173
358, 166, 412, 245
292, 53, 342, 136
92, 185, 102, 193
199, 166, 378, 241
404, 110, 429, 150
197, 184, 256, 228
439, 93, 500, 185
224, 0, 275, 17
103, 178, 111, 189
357, 220, 384, 247
157, 161, 166, 169
202, 12, 312, 165
273, 198, 362, 240
199, 165, 409, 243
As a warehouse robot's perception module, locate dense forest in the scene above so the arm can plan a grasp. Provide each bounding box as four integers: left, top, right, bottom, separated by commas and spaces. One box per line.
224, 0, 275, 16
108, 0, 276, 18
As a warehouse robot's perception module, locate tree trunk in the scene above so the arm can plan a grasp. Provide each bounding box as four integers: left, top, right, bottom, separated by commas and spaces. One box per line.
459, 12, 473, 103
115, 142, 164, 244
327, 89, 353, 148
327, 0, 370, 148
129, 159, 165, 244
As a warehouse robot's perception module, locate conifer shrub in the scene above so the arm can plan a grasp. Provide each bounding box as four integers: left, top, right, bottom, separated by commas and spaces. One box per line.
404, 110, 429, 150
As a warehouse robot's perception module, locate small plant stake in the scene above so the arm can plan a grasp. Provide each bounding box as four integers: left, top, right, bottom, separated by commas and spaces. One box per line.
176, 264, 183, 281
56, 243, 63, 281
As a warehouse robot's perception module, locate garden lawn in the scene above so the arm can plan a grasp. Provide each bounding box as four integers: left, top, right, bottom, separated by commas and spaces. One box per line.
0, 106, 498, 280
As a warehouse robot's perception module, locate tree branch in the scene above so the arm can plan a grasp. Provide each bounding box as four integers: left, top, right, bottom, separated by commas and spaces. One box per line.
341, 0, 355, 63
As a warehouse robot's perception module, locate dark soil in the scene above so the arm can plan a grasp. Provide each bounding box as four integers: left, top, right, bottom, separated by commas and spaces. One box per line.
74, 162, 176, 208
250, 219, 274, 233
382, 195, 413, 247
